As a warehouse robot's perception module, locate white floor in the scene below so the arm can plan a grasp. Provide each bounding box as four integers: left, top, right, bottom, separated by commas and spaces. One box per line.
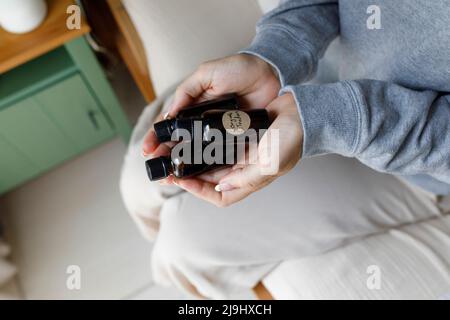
1, 138, 184, 299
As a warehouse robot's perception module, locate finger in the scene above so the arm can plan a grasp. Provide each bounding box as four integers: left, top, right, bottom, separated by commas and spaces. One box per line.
151, 143, 172, 158
142, 112, 169, 156
169, 67, 213, 117
216, 164, 275, 192
173, 177, 226, 206
142, 130, 160, 156
217, 186, 255, 205
196, 166, 234, 184
175, 168, 269, 207
159, 174, 175, 186
235, 141, 259, 167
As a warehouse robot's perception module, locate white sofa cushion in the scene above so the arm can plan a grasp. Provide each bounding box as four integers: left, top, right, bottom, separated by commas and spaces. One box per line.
123, 0, 262, 96
263, 214, 450, 299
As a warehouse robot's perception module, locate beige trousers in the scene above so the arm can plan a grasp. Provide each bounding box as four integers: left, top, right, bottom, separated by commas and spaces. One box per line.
120, 94, 450, 299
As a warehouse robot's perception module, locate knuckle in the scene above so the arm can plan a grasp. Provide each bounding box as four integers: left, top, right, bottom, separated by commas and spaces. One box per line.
246, 179, 259, 190
246, 175, 272, 191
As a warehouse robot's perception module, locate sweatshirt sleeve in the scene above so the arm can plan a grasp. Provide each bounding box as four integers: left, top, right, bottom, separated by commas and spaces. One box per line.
282, 80, 450, 184
240, 0, 339, 86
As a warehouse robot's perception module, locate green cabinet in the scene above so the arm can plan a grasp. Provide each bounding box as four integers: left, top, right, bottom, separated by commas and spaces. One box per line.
0, 74, 114, 194
0, 37, 131, 195
0, 135, 37, 193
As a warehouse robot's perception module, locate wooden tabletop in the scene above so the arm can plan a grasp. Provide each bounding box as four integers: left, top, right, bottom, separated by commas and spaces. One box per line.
0, 0, 90, 74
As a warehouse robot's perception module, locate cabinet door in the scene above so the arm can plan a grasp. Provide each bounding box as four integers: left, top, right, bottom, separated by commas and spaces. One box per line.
34, 75, 114, 151
0, 97, 76, 169
0, 97, 76, 192
0, 135, 39, 194
0, 74, 114, 194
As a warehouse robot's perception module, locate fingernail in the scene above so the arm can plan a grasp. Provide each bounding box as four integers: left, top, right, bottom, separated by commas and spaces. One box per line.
142, 150, 149, 158
163, 112, 170, 120
214, 183, 234, 192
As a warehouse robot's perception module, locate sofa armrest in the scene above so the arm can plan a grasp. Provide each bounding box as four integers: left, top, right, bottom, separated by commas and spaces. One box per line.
122, 0, 262, 96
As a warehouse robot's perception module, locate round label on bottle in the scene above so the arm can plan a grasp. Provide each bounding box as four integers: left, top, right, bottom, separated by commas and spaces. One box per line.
222, 110, 251, 135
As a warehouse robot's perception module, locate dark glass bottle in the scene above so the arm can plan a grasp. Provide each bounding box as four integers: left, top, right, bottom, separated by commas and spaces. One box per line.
154, 95, 270, 143
146, 95, 272, 181
154, 108, 270, 143
145, 142, 238, 181
175, 94, 239, 119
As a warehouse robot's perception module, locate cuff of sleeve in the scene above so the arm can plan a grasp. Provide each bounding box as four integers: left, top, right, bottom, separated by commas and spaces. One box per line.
282, 81, 361, 157
239, 26, 316, 87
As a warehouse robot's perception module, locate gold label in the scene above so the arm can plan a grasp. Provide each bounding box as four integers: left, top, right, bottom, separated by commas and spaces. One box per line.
222, 110, 251, 135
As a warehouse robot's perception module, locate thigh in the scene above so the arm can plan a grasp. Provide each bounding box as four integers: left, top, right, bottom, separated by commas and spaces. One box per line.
158, 155, 443, 264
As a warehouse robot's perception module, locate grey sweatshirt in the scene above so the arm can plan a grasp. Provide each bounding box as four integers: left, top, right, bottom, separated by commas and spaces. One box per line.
243, 0, 450, 195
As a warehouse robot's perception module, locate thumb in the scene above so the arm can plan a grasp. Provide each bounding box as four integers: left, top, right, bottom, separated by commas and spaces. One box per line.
169, 67, 213, 117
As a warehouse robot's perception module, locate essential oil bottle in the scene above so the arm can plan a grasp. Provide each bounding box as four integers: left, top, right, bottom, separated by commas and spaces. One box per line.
154, 108, 270, 143
146, 95, 272, 182
146, 155, 226, 181
145, 142, 239, 181
175, 94, 239, 119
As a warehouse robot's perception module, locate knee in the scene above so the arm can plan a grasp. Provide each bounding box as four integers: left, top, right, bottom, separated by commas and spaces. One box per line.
119, 145, 166, 240
120, 145, 155, 214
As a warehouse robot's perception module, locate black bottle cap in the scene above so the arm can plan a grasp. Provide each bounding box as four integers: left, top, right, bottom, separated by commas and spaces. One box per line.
145, 157, 172, 181
154, 120, 173, 142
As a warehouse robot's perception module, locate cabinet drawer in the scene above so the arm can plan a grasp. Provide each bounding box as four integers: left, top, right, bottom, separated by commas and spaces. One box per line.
0, 74, 114, 193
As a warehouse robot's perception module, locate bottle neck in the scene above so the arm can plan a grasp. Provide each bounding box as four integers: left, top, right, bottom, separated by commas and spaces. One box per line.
173, 118, 201, 140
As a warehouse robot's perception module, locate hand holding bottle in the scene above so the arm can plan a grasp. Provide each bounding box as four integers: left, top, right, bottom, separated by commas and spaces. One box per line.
143, 54, 280, 156
171, 92, 303, 207
142, 54, 304, 207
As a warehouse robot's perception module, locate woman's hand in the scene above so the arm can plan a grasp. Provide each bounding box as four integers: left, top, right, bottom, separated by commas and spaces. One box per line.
142, 54, 281, 156
173, 93, 304, 207
142, 54, 304, 206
